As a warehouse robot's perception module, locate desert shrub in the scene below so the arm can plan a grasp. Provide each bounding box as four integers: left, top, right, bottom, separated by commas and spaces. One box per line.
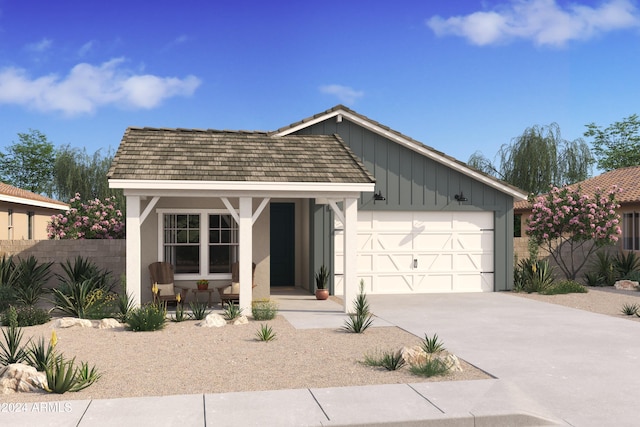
223, 302, 242, 321
12, 256, 52, 306
623, 271, 640, 283
1, 306, 51, 326
189, 301, 209, 321
251, 299, 278, 320
540, 280, 588, 295
409, 358, 451, 378
621, 303, 639, 316
26, 335, 56, 371
127, 303, 167, 332
343, 280, 374, 333
115, 292, 135, 323
0, 285, 17, 312
362, 349, 405, 371
614, 252, 640, 279
0, 323, 29, 365
254, 324, 277, 342
421, 333, 445, 354
516, 258, 555, 293
586, 252, 616, 286
45, 355, 101, 393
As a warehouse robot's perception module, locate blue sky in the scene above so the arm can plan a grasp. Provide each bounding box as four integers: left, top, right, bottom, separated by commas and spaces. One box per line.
0, 0, 639, 176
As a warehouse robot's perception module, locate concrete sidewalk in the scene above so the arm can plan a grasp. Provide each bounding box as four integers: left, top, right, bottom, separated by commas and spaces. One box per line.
6, 291, 634, 426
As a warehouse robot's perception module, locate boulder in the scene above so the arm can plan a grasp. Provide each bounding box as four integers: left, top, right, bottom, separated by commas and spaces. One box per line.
232, 315, 248, 325
54, 317, 93, 328
614, 280, 639, 291
0, 364, 47, 394
97, 318, 123, 329
400, 345, 463, 372
198, 313, 226, 328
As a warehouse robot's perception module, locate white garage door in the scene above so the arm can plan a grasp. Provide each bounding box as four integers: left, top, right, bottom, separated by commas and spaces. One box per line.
334, 211, 494, 294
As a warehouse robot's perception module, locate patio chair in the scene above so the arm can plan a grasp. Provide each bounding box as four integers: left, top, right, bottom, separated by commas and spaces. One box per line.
216, 262, 256, 307
148, 262, 188, 305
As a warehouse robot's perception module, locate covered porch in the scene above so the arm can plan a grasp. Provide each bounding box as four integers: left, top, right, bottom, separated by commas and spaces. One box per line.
108, 128, 376, 313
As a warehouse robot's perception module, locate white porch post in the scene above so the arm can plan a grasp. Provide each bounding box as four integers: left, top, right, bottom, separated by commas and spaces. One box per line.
238, 197, 253, 314
343, 197, 358, 313
126, 195, 142, 306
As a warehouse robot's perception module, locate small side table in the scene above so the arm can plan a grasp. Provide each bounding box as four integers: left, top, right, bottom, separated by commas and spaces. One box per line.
191, 289, 215, 308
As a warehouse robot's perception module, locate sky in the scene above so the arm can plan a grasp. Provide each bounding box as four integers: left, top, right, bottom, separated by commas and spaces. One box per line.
0, 0, 639, 177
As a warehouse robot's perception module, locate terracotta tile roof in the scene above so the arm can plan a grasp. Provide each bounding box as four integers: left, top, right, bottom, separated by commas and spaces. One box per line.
514, 165, 640, 210
108, 128, 376, 184
274, 105, 527, 199
0, 182, 68, 208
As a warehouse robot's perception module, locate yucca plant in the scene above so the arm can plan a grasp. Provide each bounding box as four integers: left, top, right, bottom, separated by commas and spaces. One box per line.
57, 256, 116, 292
421, 333, 446, 354
223, 302, 242, 321
255, 323, 277, 342
189, 301, 209, 321
621, 303, 640, 316
12, 256, 53, 306
0, 323, 29, 365
614, 252, 640, 279
116, 292, 136, 323
45, 355, 101, 393
26, 336, 56, 371
50, 279, 96, 318
343, 280, 374, 333
409, 358, 451, 377
362, 349, 405, 371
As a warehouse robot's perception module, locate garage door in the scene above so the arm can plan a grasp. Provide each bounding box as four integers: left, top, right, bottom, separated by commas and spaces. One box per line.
334, 211, 494, 294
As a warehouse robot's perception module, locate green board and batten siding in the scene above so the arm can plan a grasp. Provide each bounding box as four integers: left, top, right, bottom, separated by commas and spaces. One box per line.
298, 117, 514, 293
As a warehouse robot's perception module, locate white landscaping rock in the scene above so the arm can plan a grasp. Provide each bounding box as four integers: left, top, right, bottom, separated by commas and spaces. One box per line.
614, 280, 639, 291
400, 345, 463, 372
54, 317, 93, 328
233, 315, 248, 325
0, 364, 47, 394
97, 318, 124, 329
198, 313, 226, 328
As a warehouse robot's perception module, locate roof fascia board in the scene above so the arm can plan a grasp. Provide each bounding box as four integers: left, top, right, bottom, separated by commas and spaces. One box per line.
0, 195, 69, 211
277, 109, 527, 201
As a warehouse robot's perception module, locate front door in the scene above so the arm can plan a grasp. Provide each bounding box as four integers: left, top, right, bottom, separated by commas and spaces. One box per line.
270, 203, 295, 286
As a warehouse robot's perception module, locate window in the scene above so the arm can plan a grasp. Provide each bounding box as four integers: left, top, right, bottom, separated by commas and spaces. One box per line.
27, 211, 34, 240
209, 214, 238, 273
7, 209, 12, 239
160, 211, 239, 277
514, 214, 522, 238
623, 212, 640, 251
163, 214, 200, 274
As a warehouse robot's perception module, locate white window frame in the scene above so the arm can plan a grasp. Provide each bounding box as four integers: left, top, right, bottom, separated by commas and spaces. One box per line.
157, 209, 237, 280
623, 212, 640, 251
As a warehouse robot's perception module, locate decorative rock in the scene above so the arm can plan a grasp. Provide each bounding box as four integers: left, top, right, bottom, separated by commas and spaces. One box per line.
614, 280, 639, 291
400, 346, 463, 372
97, 318, 124, 329
0, 364, 47, 394
55, 317, 93, 328
233, 315, 248, 325
198, 313, 226, 328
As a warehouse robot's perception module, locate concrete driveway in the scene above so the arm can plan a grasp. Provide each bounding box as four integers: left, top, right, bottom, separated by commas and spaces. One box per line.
367, 292, 640, 427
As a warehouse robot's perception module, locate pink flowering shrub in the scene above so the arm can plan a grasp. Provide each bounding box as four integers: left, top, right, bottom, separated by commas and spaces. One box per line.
48, 193, 125, 239
526, 185, 621, 279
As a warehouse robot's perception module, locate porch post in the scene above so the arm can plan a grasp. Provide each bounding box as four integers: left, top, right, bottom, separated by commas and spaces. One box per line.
238, 197, 253, 314
343, 197, 358, 313
126, 195, 142, 306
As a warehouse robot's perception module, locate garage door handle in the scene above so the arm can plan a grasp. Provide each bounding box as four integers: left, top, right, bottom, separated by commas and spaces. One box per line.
413, 259, 418, 269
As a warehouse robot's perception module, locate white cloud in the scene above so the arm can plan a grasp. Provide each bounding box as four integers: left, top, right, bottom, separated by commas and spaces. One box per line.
319, 84, 364, 104
0, 58, 201, 116
26, 38, 53, 52
427, 0, 640, 47
78, 41, 95, 57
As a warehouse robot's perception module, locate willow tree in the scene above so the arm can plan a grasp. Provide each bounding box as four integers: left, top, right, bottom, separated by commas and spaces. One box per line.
468, 123, 593, 194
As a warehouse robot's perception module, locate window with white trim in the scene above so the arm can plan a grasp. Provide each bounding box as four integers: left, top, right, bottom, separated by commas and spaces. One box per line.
7, 209, 13, 239
159, 210, 238, 277
27, 211, 34, 240
623, 212, 640, 251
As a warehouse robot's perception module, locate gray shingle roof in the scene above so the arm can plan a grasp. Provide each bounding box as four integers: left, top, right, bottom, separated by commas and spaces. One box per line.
108, 128, 375, 184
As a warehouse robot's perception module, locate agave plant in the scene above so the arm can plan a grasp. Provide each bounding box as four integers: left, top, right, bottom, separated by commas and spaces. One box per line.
13, 256, 53, 306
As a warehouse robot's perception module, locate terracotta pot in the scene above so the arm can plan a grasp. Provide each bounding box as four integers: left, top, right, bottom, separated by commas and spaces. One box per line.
315, 289, 329, 300
197, 283, 208, 290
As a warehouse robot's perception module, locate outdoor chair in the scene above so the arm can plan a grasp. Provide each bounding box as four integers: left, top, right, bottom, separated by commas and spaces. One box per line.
148, 262, 188, 305
216, 262, 256, 307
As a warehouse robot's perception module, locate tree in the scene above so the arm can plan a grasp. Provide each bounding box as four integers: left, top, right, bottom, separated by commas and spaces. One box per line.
526, 185, 621, 280
53, 145, 120, 201
0, 129, 55, 196
584, 114, 640, 171
468, 123, 593, 194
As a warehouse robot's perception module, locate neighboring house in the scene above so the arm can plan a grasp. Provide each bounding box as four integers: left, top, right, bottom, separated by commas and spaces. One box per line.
0, 182, 69, 240
108, 105, 527, 311
514, 165, 640, 264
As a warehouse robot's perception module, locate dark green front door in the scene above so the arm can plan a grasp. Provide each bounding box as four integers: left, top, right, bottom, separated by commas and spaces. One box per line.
270, 203, 295, 286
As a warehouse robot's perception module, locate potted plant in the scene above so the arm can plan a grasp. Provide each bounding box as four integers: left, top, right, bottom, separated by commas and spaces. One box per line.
197, 279, 209, 290
315, 265, 330, 300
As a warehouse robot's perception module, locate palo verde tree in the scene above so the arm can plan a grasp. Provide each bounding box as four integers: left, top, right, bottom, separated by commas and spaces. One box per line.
526, 185, 621, 280
0, 129, 55, 196
584, 114, 640, 171
468, 123, 593, 195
